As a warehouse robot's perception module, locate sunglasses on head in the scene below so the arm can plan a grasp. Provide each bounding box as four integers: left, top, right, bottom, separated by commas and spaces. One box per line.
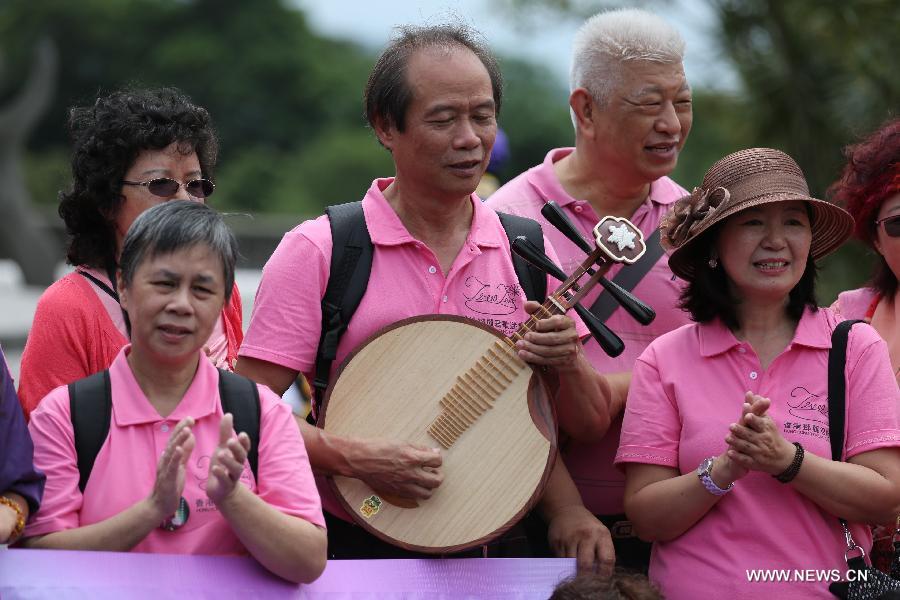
122, 177, 215, 199
876, 214, 900, 238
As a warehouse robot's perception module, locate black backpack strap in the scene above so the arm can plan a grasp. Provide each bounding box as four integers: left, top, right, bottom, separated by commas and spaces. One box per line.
589, 228, 664, 323
313, 201, 374, 406
497, 212, 547, 303
69, 370, 112, 494
827, 319, 863, 463
218, 369, 261, 482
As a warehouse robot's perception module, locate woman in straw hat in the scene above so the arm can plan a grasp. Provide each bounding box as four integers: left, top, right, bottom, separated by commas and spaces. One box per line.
614, 148, 900, 599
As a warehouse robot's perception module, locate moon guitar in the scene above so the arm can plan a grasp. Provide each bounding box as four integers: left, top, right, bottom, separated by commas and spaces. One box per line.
319, 202, 656, 553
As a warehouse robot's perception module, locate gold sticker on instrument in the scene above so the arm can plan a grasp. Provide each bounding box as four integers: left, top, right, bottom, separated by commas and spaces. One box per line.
360, 495, 382, 519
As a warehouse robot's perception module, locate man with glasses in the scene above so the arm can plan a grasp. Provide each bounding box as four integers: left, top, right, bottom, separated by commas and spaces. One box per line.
237, 23, 615, 568
17, 87, 243, 417
485, 9, 694, 571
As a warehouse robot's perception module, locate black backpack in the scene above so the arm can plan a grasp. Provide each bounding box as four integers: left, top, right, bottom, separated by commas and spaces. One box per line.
69, 369, 260, 493
311, 201, 547, 402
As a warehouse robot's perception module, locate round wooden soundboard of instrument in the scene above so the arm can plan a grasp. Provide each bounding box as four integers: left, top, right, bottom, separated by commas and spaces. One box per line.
319, 315, 554, 553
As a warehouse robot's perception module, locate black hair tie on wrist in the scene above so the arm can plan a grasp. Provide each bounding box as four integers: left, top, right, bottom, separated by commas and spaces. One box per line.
774, 442, 804, 483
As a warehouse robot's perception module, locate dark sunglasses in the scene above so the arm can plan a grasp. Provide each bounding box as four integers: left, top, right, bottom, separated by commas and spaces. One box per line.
122, 177, 215, 199
876, 214, 900, 237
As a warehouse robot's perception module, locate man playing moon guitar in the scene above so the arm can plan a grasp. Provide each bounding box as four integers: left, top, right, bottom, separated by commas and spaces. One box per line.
236, 24, 617, 568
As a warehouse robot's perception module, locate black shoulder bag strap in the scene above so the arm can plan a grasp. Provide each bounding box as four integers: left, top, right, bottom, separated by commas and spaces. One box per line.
312, 201, 374, 405
70, 369, 261, 493
69, 370, 112, 493
589, 228, 663, 323
828, 319, 863, 464
827, 319, 867, 577
77, 262, 132, 338
496, 211, 547, 303
218, 369, 261, 481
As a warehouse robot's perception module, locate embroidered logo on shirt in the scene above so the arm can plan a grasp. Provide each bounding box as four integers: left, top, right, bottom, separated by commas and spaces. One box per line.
463, 276, 520, 315
781, 386, 829, 439
195, 497, 219, 513
787, 386, 828, 424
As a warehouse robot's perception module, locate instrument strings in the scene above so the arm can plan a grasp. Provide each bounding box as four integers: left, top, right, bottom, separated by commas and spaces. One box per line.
426, 251, 606, 448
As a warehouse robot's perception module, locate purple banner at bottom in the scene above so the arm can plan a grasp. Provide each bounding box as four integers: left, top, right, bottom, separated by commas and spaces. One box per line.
0, 548, 576, 599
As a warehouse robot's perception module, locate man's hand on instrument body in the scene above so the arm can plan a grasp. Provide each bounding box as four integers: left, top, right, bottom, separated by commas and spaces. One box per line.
347, 438, 443, 499
547, 504, 616, 575
515, 301, 581, 369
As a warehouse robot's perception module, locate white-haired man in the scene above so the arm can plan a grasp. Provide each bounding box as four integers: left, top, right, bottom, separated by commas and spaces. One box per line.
486, 8, 693, 570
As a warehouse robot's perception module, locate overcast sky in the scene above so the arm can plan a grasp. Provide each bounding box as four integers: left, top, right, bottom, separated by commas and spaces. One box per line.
293, 0, 736, 90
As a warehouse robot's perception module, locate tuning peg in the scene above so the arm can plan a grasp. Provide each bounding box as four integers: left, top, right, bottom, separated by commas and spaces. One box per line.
598, 278, 656, 325
543, 201, 655, 326
573, 303, 625, 357
541, 201, 592, 254
511, 236, 568, 282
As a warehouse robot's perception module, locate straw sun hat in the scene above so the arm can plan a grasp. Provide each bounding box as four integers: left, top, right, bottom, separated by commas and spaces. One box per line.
661, 147, 854, 281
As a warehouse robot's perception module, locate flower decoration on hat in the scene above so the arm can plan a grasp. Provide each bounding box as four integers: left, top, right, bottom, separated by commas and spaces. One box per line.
662, 186, 730, 250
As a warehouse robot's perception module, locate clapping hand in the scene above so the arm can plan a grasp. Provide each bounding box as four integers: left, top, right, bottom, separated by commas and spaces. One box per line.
726, 392, 796, 475
148, 417, 195, 520
206, 413, 252, 505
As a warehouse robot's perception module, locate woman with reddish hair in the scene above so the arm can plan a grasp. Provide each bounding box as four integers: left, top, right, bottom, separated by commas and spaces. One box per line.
830, 118, 900, 381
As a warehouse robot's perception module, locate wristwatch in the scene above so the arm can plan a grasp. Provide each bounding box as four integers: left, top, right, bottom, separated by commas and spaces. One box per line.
697, 456, 734, 496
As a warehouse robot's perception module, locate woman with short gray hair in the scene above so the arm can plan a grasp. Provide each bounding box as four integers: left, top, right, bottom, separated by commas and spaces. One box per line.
22, 202, 327, 584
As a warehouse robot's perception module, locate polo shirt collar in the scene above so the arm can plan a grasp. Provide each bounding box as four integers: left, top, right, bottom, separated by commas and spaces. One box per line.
698, 307, 832, 357
525, 147, 679, 214
110, 346, 220, 426
361, 178, 503, 249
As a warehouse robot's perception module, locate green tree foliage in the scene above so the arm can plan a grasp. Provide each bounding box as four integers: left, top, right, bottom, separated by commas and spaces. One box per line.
1, 0, 591, 224
710, 0, 899, 301
496, 57, 574, 180
0, 0, 380, 218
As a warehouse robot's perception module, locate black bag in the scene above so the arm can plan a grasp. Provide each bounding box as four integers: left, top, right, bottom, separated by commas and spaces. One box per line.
828, 320, 900, 600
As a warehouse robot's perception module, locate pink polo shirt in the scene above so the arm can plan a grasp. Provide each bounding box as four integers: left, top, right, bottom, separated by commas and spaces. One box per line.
240, 178, 580, 520
26, 347, 325, 554
615, 307, 900, 599
487, 147, 692, 515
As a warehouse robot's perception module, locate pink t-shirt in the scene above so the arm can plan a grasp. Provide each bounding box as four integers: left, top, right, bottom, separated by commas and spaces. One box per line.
239, 178, 581, 520
26, 347, 325, 554
832, 287, 879, 321
615, 307, 900, 599
486, 147, 692, 515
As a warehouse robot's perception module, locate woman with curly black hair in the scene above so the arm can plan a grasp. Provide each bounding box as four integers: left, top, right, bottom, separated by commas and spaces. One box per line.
17, 87, 243, 416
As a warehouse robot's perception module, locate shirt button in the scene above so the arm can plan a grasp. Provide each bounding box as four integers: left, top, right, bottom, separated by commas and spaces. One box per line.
428, 266, 437, 274
442, 295, 448, 303
749, 371, 758, 380
574, 205, 583, 213
738, 347, 746, 354
161, 423, 170, 432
